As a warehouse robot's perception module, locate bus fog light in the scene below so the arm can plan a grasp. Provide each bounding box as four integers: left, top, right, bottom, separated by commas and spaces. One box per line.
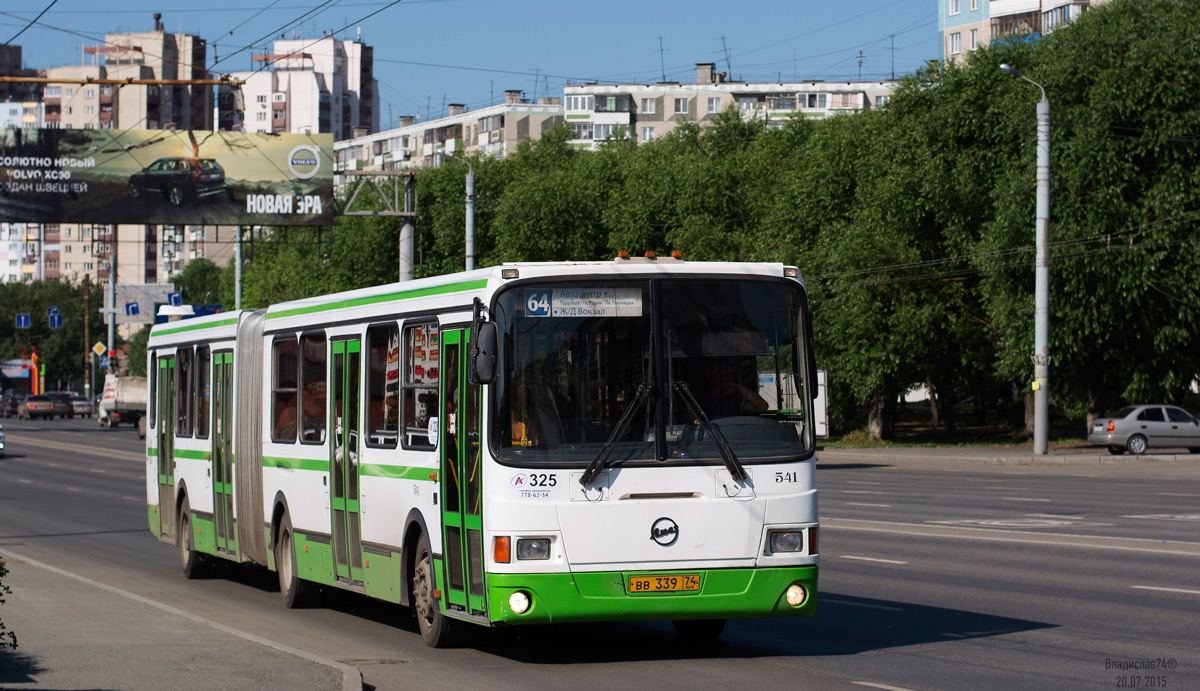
786, 584, 807, 607
509, 590, 531, 614
516, 538, 550, 560
769, 530, 803, 553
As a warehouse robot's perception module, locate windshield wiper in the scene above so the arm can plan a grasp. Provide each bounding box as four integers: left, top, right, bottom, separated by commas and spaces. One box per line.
672, 381, 748, 484
580, 382, 651, 486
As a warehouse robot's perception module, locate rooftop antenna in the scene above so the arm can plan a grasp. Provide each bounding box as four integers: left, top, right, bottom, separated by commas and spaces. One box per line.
720, 36, 732, 79
886, 34, 896, 80
490, 79, 494, 106
532, 68, 541, 100
657, 36, 668, 82
857, 50, 864, 81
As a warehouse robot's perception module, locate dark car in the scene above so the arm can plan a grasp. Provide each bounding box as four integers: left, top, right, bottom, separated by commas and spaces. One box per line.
46, 392, 76, 418
1, 389, 26, 418
18, 395, 57, 420
127, 157, 226, 207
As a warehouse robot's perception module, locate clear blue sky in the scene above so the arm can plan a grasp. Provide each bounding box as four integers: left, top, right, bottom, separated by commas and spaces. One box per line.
4, 0, 940, 127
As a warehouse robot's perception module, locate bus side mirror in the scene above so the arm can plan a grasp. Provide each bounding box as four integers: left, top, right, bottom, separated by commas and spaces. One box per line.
469, 321, 498, 385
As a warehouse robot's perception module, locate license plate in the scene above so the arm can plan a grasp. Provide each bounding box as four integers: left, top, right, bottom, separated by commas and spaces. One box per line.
628, 574, 701, 593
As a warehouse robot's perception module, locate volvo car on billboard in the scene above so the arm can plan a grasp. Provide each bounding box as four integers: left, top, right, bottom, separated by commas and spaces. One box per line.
0, 127, 333, 225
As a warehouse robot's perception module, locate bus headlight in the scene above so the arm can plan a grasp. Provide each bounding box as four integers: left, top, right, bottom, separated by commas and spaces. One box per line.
769, 530, 804, 553
509, 590, 531, 614
516, 538, 550, 560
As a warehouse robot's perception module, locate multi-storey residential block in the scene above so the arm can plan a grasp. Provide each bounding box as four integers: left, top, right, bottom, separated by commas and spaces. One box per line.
940, 0, 1102, 62
0, 46, 40, 104
219, 35, 379, 140
563, 63, 894, 150
334, 90, 563, 172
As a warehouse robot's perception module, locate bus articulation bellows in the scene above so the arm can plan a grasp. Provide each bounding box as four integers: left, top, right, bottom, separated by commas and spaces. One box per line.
146, 256, 820, 647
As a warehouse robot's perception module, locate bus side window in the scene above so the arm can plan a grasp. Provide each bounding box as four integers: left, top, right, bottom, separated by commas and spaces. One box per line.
149, 350, 157, 430
402, 321, 438, 449
175, 346, 193, 437
195, 346, 210, 439
366, 323, 400, 448
299, 333, 327, 444
272, 337, 299, 443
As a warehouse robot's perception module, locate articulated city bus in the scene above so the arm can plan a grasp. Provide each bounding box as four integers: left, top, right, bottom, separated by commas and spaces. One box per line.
145, 255, 820, 647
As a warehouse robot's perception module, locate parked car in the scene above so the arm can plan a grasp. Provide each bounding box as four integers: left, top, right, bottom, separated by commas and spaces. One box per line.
18, 394, 57, 420
1, 389, 26, 418
46, 392, 75, 418
127, 157, 226, 207
70, 394, 94, 417
1089, 404, 1200, 455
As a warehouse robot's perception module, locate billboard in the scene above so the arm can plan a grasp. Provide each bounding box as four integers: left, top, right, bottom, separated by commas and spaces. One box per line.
0, 127, 333, 225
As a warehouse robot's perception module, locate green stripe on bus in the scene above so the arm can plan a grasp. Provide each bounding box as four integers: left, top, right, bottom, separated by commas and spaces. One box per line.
147, 447, 158, 457
173, 449, 210, 460
263, 456, 330, 472
153, 316, 239, 336
266, 279, 488, 320
360, 464, 437, 481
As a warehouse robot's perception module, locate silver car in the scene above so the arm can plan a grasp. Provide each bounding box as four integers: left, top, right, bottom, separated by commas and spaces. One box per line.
1090, 404, 1200, 455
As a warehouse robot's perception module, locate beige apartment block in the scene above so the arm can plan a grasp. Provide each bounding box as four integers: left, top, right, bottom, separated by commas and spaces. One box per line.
334, 90, 564, 172
564, 63, 896, 150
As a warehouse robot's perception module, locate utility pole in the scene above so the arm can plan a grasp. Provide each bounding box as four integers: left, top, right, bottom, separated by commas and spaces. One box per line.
857, 50, 864, 81
1001, 63, 1051, 455
444, 153, 474, 271
83, 273, 91, 401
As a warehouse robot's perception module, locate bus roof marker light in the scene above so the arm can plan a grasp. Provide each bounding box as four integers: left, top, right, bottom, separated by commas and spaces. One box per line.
616, 251, 631, 260
784, 267, 800, 279
644, 251, 657, 259
509, 591, 531, 615
501, 268, 519, 279
671, 250, 684, 260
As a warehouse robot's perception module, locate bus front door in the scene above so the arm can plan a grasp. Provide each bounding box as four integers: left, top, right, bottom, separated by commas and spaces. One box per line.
330, 339, 364, 586
156, 355, 175, 540
439, 330, 486, 617
212, 352, 236, 555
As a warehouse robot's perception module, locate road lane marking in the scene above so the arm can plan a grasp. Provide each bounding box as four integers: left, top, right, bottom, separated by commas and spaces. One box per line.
121, 496, 142, 502
1131, 586, 1200, 595
66, 487, 81, 492
822, 517, 1200, 556
822, 598, 904, 612
846, 503, 892, 508
90, 468, 107, 473
843, 490, 885, 494
0, 547, 363, 691
1122, 514, 1200, 522
842, 555, 908, 565
847, 481, 882, 485
988, 486, 1026, 490
1002, 497, 1051, 502
17, 479, 31, 484
852, 682, 919, 691
1157, 493, 1200, 498
2, 432, 144, 463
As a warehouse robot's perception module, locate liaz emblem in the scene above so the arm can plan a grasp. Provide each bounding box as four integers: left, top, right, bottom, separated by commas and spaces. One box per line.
650, 517, 679, 546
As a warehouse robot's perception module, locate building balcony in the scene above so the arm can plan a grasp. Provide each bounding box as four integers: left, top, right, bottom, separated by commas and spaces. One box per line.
44, 113, 60, 122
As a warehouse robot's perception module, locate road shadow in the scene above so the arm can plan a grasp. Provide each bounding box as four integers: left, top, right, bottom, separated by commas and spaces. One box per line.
817, 463, 894, 470
471, 591, 1054, 663
0, 648, 46, 685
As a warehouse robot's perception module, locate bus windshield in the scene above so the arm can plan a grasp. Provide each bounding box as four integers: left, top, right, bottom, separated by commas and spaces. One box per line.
492, 278, 813, 467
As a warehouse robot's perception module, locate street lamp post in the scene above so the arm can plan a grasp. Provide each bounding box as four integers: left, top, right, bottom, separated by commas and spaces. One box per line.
444, 153, 475, 271
1001, 63, 1051, 455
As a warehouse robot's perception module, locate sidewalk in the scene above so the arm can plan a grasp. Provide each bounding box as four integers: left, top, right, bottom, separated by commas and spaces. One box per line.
815, 444, 1199, 466
0, 550, 355, 690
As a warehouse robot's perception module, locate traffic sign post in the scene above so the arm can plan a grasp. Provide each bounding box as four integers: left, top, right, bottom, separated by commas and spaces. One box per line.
16, 313, 30, 329
93, 342, 107, 356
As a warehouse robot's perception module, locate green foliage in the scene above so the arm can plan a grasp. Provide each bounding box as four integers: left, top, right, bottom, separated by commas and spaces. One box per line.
228, 0, 1197, 437
0, 557, 16, 649
0, 280, 102, 391
170, 258, 224, 306
126, 325, 151, 377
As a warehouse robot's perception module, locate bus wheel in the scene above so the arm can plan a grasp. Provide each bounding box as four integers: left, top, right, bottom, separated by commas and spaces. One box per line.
413, 534, 457, 647
276, 514, 315, 608
178, 497, 212, 579
672, 619, 726, 641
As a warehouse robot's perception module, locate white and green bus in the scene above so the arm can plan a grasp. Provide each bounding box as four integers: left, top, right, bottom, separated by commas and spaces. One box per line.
146, 255, 820, 646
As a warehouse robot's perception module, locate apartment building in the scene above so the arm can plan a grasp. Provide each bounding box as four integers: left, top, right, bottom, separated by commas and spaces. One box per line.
0, 45, 40, 104
0, 224, 28, 283
334, 90, 563, 172
220, 35, 379, 140
940, 0, 1102, 62
563, 63, 895, 150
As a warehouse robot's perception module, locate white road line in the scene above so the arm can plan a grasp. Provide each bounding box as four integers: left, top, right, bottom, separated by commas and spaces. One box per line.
122, 496, 142, 502
90, 468, 107, 473
48, 462, 60, 467
847, 481, 882, 485
844, 490, 885, 494
987, 486, 1026, 490
66, 487, 81, 492
846, 503, 892, 508
1131, 586, 1200, 595
0, 547, 363, 690
17, 479, 31, 484
1026, 514, 1081, 519
842, 555, 908, 565
1158, 493, 1200, 498
852, 681, 920, 691
1002, 497, 1051, 502
822, 598, 904, 612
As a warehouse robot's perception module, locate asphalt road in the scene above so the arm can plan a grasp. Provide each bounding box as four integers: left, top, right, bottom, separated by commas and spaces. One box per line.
1, 417, 1197, 690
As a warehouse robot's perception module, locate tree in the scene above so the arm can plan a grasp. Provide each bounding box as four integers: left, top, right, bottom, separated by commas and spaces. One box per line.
170, 258, 224, 306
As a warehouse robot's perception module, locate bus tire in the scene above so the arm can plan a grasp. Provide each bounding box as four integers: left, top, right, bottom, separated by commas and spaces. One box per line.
178, 497, 212, 579
276, 513, 315, 608
672, 619, 726, 641
413, 534, 458, 648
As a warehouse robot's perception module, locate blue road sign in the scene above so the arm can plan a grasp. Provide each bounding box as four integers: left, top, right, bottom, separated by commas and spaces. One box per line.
125, 302, 140, 317
168, 292, 183, 307
49, 313, 63, 329
99, 356, 110, 369
48, 306, 60, 316
15, 313, 30, 329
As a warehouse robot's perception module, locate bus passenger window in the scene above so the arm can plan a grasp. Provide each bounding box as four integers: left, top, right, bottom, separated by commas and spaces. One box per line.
272, 338, 299, 442
366, 323, 400, 448
195, 346, 211, 439
175, 347, 193, 437
149, 351, 157, 430
402, 322, 438, 449
300, 333, 327, 444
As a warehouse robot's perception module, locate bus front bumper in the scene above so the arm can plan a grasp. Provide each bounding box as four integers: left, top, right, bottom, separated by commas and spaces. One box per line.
486, 565, 817, 625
